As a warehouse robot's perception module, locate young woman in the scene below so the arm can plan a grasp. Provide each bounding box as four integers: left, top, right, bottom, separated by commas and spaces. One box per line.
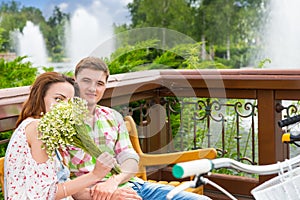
4, 72, 116, 200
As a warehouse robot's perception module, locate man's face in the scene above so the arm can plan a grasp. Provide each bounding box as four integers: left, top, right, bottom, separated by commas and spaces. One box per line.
75, 68, 107, 108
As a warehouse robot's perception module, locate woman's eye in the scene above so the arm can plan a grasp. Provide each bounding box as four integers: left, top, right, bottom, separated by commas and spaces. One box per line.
55, 97, 63, 102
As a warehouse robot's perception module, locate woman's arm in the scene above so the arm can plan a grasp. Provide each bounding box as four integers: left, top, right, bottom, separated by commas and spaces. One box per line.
56, 172, 99, 199
55, 152, 114, 199
72, 188, 92, 200
26, 120, 115, 199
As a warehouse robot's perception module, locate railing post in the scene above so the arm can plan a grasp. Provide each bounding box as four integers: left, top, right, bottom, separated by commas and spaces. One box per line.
257, 90, 288, 184
145, 97, 167, 153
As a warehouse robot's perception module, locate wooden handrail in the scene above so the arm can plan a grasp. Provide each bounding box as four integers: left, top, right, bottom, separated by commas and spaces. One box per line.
1, 69, 300, 198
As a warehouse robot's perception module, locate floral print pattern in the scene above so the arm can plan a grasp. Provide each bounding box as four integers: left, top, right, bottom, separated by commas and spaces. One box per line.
5, 118, 58, 199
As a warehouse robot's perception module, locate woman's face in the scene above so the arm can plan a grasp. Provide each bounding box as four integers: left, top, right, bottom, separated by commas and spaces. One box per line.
44, 82, 75, 113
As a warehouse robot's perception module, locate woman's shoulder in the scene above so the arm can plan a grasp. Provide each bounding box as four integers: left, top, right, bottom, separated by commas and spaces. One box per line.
19, 117, 39, 128
13, 118, 39, 135
23, 118, 39, 132
23, 118, 40, 144
26, 119, 39, 132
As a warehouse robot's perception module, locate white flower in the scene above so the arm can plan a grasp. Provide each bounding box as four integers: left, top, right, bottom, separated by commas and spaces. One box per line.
38, 97, 89, 158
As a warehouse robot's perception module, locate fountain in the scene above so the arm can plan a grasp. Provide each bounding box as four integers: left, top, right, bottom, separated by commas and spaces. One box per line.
65, 5, 115, 66
14, 4, 115, 72
15, 21, 48, 68
261, 0, 300, 69
259, 0, 300, 157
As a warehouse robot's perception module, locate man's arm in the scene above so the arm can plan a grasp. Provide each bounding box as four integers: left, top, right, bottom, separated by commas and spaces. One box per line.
113, 158, 139, 185
88, 158, 139, 200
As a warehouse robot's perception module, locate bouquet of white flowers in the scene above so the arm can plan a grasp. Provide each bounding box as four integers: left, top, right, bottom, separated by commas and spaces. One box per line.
38, 97, 121, 174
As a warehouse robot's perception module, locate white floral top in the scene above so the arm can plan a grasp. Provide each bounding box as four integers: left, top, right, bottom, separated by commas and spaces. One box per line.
4, 118, 58, 200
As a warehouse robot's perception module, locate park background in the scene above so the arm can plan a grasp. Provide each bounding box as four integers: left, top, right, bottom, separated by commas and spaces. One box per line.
0, 0, 296, 199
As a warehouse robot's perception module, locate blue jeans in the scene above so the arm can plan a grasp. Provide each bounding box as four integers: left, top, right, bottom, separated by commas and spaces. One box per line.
131, 182, 211, 200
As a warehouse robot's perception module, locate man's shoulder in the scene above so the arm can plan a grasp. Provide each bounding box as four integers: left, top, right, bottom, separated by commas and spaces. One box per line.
95, 105, 123, 119
96, 105, 118, 114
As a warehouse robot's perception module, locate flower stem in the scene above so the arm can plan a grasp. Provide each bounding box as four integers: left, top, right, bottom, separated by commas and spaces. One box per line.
74, 124, 121, 174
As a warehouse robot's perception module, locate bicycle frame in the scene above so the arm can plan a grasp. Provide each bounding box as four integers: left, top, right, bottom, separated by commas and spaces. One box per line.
167, 155, 300, 200
167, 117, 300, 199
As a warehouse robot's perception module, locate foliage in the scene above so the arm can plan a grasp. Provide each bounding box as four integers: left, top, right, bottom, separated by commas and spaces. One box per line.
126, 0, 267, 68
128, 0, 195, 38
0, 27, 7, 50
106, 39, 239, 73
257, 58, 271, 68
0, 131, 11, 157
0, 56, 37, 88
106, 39, 161, 73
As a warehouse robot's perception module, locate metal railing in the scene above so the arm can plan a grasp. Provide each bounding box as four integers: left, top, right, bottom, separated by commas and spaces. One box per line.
2, 69, 300, 199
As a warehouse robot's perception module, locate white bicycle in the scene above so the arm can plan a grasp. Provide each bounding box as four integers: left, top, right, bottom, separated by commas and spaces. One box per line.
167, 116, 300, 200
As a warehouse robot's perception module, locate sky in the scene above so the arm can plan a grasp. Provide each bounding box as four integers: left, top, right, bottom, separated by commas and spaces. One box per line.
0, 0, 133, 24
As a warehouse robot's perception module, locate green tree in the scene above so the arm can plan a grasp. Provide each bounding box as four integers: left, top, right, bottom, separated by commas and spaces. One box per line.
42, 6, 69, 62
197, 0, 266, 60
0, 0, 24, 52
125, 0, 267, 68
128, 0, 194, 36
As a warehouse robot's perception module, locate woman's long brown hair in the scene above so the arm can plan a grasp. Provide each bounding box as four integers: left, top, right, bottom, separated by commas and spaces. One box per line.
16, 72, 74, 127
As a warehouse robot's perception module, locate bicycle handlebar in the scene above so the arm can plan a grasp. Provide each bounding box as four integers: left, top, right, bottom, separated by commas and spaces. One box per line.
173, 156, 300, 179
278, 114, 300, 127
282, 132, 300, 143
166, 180, 197, 200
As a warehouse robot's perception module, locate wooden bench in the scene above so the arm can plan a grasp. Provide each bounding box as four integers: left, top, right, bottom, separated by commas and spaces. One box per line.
124, 115, 217, 194
0, 157, 3, 193
0, 115, 217, 196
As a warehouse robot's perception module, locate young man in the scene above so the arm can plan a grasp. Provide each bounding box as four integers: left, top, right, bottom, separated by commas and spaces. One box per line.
66, 57, 211, 200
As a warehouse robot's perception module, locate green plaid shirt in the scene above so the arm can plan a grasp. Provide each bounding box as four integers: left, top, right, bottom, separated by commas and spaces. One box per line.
63, 105, 139, 180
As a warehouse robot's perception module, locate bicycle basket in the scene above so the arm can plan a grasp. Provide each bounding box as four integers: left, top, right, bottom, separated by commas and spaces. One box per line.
251, 166, 300, 200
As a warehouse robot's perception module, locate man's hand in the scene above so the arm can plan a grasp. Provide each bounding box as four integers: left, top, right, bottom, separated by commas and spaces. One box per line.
111, 187, 142, 200
90, 176, 119, 200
